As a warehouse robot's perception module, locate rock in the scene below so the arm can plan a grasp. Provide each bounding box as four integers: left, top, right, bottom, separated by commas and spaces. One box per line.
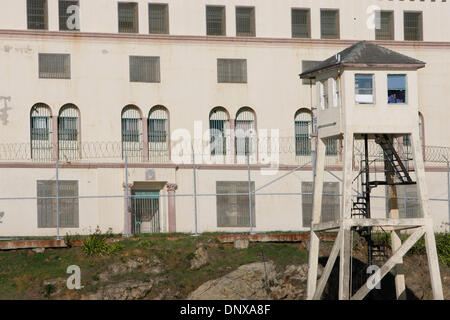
98, 256, 164, 281
84, 280, 153, 300
42, 277, 67, 298
190, 247, 209, 270
284, 264, 309, 282
33, 247, 45, 253
234, 239, 249, 249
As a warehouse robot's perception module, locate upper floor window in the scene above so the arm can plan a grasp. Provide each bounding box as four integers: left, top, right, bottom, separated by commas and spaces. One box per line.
149, 3, 169, 34
355, 74, 374, 104
388, 74, 407, 104
235, 108, 256, 157
404, 12, 423, 41
118, 2, 139, 33
121, 105, 143, 161
58, 104, 80, 160
148, 106, 169, 162
292, 8, 311, 39
39, 53, 71, 79
59, 0, 80, 31
206, 6, 226, 36
30, 103, 53, 162
209, 107, 230, 156
321, 9, 339, 39
27, 0, 48, 30
236, 7, 255, 37
129, 56, 161, 83
295, 110, 312, 156
375, 11, 394, 40
217, 59, 247, 83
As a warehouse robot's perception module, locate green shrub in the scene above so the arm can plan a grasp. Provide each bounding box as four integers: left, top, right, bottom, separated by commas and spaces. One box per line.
81, 227, 124, 256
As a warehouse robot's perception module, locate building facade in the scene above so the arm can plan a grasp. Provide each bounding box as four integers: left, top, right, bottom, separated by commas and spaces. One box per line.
0, 0, 449, 237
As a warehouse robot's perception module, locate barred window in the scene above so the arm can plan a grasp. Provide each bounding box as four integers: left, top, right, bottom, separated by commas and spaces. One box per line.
149, 3, 169, 34
118, 2, 139, 33
122, 105, 143, 162
302, 182, 340, 227
37, 180, 79, 228
235, 108, 255, 156
30, 104, 53, 162
217, 181, 255, 228
321, 9, 339, 39
130, 56, 160, 83
148, 107, 168, 143
292, 9, 310, 38
236, 7, 255, 37
325, 138, 338, 156
386, 185, 420, 218
59, 0, 79, 31
404, 12, 423, 41
295, 110, 312, 156
39, 53, 71, 79
375, 11, 394, 40
58, 104, 79, 161
206, 6, 226, 36
217, 59, 247, 83
27, 0, 48, 30
210, 108, 230, 156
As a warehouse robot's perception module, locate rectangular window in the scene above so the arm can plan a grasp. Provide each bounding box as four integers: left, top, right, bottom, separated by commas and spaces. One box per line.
302, 182, 340, 227
295, 120, 311, 156
129, 56, 161, 83
149, 3, 169, 34
386, 185, 420, 218
292, 8, 310, 38
58, 117, 78, 141
388, 74, 407, 104
206, 6, 226, 36
27, 0, 48, 30
59, 0, 79, 31
355, 74, 374, 104
118, 2, 139, 33
37, 180, 79, 228
217, 181, 255, 228
39, 53, 71, 79
236, 7, 255, 37
321, 80, 329, 109
325, 138, 338, 156
404, 12, 423, 41
375, 11, 394, 40
148, 119, 167, 142
217, 59, 247, 83
321, 9, 339, 39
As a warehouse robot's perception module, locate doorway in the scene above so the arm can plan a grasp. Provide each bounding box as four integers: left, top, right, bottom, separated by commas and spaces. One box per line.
131, 190, 160, 234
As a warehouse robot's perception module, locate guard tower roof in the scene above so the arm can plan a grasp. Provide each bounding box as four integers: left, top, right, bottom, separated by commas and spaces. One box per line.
300, 41, 426, 79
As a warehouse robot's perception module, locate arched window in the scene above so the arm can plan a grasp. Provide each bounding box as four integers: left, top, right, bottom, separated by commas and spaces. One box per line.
209, 107, 230, 156
295, 109, 312, 156
58, 104, 80, 161
30, 103, 52, 161
148, 106, 169, 162
121, 105, 143, 162
235, 107, 256, 157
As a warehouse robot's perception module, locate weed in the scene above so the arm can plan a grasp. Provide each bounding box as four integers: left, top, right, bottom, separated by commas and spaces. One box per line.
43, 284, 55, 299
81, 227, 124, 256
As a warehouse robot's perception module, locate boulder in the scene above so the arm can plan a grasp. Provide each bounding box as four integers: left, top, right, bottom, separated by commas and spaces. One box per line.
190, 247, 209, 270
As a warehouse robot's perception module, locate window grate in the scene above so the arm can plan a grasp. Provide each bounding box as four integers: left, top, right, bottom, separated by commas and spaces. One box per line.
206, 6, 225, 36
375, 11, 394, 40
217, 59, 247, 83
292, 9, 310, 38
149, 3, 169, 34
58, 104, 79, 161
39, 53, 71, 79
216, 181, 255, 228
236, 7, 255, 37
302, 182, 340, 227
118, 2, 138, 33
210, 108, 230, 156
59, 0, 79, 31
122, 106, 143, 162
404, 12, 423, 41
130, 56, 160, 83
30, 104, 53, 162
321, 9, 339, 39
27, 0, 48, 30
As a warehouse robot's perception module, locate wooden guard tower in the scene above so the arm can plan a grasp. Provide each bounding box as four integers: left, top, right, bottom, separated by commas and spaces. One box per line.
300, 42, 444, 300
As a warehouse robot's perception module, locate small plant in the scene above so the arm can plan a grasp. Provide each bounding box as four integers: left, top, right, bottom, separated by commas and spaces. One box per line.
43, 284, 55, 299
138, 239, 153, 249
81, 227, 124, 256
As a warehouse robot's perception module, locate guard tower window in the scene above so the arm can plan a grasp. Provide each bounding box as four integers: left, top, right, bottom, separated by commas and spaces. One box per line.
292, 9, 311, 38
404, 12, 423, 41
206, 6, 226, 36
27, 0, 48, 30
355, 74, 374, 104
118, 2, 139, 33
320, 9, 339, 39
236, 7, 255, 37
388, 74, 407, 104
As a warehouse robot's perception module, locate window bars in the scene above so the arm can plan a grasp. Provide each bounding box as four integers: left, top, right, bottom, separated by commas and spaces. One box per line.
130, 56, 161, 83
206, 6, 226, 36
375, 11, 394, 41
121, 106, 143, 162
59, 0, 79, 31
149, 3, 169, 34
58, 105, 79, 161
321, 9, 340, 39
292, 9, 311, 38
39, 53, 71, 79
301, 181, 340, 227
148, 107, 169, 162
217, 59, 247, 83
235, 109, 256, 158
295, 111, 312, 156
27, 0, 48, 30
118, 2, 139, 33
131, 191, 160, 234
216, 181, 255, 228
404, 12, 423, 41
210, 108, 230, 156
236, 7, 255, 37
30, 104, 53, 162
